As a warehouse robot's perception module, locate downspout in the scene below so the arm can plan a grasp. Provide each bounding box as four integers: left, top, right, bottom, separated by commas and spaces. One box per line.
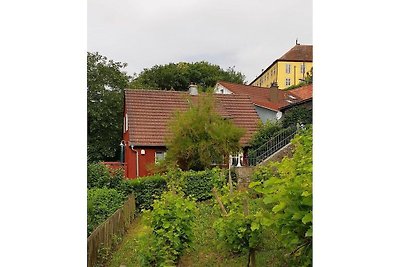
130, 145, 139, 177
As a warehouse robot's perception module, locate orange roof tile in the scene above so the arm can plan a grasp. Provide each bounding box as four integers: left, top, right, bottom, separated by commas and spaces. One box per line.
217, 81, 312, 111
124, 89, 260, 147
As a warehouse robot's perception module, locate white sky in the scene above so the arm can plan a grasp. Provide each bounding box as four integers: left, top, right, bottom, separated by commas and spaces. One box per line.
88, 0, 312, 83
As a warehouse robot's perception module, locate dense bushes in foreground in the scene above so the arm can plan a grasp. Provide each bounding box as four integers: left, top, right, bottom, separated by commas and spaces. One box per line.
138, 191, 197, 266
87, 164, 227, 235
87, 188, 125, 236
125, 174, 168, 211
250, 126, 313, 266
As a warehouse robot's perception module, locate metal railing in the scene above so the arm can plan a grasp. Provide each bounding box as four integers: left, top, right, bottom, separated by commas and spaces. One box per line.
247, 126, 298, 166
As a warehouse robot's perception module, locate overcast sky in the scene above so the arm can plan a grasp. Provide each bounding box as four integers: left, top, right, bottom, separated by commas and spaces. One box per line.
88, 0, 312, 84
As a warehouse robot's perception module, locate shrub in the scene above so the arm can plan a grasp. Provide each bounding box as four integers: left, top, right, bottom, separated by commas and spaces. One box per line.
170, 168, 225, 201
248, 121, 283, 156
87, 188, 125, 236
87, 163, 127, 194
250, 127, 313, 266
165, 93, 244, 171
214, 210, 264, 254
281, 106, 312, 128
125, 174, 168, 211
139, 191, 197, 266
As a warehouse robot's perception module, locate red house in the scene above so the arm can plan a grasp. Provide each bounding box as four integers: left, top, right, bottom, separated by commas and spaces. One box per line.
121, 87, 260, 179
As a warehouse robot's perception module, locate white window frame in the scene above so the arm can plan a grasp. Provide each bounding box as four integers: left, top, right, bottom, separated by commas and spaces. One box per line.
286, 64, 291, 74
155, 151, 166, 163
286, 78, 291, 86
301, 64, 306, 74
124, 114, 129, 132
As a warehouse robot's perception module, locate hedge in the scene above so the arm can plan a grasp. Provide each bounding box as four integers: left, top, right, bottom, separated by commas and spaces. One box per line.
177, 168, 225, 201
125, 174, 168, 211
87, 188, 125, 236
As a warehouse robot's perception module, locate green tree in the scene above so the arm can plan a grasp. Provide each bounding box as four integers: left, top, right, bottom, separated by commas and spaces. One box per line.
130, 61, 245, 91
165, 93, 244, 171
87, 52, 131, 162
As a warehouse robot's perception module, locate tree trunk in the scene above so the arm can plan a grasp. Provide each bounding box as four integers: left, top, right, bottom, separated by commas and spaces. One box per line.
248, 248, 256, 267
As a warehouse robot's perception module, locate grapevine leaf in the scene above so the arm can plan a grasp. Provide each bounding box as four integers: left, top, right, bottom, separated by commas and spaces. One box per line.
302, 212, 312, 224
305, 227, 313, 237
272, 202, 286, 213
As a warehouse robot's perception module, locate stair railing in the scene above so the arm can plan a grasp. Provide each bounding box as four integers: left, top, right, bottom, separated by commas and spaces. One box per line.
247, 126, 298, 166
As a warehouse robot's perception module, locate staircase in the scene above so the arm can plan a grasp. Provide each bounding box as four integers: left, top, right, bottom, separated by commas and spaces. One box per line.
246, 126, 298, 166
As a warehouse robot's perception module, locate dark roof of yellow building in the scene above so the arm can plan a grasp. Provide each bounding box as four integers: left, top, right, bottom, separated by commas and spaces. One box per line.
279, 45, 313, 61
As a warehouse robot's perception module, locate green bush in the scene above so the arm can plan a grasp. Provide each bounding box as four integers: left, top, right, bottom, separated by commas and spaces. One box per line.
281, 106, 312, 128
87, 163, 127, 194
138, 191, 197, 266
178, 168, 225, 201
125, 174, 168, 211
87, 188, 125, 236
214, 210, 264, 254
248, 121, 283, 158
250, 127, 313, 266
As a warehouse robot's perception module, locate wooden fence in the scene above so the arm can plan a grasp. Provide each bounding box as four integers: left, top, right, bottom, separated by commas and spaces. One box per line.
87, 194, 136, 267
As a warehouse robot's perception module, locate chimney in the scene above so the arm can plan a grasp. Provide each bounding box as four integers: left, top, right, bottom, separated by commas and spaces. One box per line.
269, 82, 279, 103
188, 83, 198, 95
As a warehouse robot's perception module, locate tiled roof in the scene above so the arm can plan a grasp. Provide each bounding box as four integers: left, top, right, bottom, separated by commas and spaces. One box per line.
249, 44, 313, 85
288, 84, 313, 100
217, 81, 312, 111
279, 44, 313, 62
124, 89, 260, 147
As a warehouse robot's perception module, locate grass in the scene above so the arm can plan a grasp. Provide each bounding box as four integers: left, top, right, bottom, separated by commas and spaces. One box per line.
107, 200, 290, 267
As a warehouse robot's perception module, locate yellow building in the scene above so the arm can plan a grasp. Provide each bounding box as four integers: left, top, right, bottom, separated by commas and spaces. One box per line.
250, 44, 313, 89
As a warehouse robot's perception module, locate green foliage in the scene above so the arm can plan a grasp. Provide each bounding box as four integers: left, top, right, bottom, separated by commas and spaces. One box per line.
251, 163, 276, 184
87, 52, 131, 162
249, 121, 283, 149
130, 61, 245, 91
165, 168, 226, 201
138, 191, 197, 266
281, 107, 312, 128
250, 127, 313, 266
248, 121, 283, 160
87, 188, 125, 236
214, 210, 265, 254
87, 163, 127, 194
166, 93, 244, 171
95, 244, 111, 267
125, 174, 168, 211
213, 190, 266, 260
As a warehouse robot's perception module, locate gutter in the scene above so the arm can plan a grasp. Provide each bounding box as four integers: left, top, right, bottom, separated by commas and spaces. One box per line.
130, 145, 139, 177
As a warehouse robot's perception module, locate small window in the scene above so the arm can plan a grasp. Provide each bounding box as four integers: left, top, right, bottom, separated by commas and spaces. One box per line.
124, 114, 128, 133
285, 78, 291, 86
301, 64, 306, 74
155, 151, 165, 163
286, 64, 291, 74
220, 89, 224, 94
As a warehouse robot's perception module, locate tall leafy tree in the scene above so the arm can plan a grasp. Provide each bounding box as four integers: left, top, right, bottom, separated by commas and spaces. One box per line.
87, 52, 130, 162
165, 93, 244, 171
130, 61, 245, 91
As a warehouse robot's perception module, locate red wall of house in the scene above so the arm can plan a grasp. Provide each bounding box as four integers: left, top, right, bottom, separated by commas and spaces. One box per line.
124, 144, 166, 179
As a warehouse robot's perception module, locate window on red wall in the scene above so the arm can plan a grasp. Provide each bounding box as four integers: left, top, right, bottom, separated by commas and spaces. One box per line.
155, 151, 165, 163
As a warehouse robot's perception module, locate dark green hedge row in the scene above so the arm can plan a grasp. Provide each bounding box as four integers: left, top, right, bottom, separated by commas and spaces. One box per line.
87, 188, 125, 236
87, 163, 227, 214
177, 168, 225, 201
125, 174, 168, 211
87, 163, 127, 194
